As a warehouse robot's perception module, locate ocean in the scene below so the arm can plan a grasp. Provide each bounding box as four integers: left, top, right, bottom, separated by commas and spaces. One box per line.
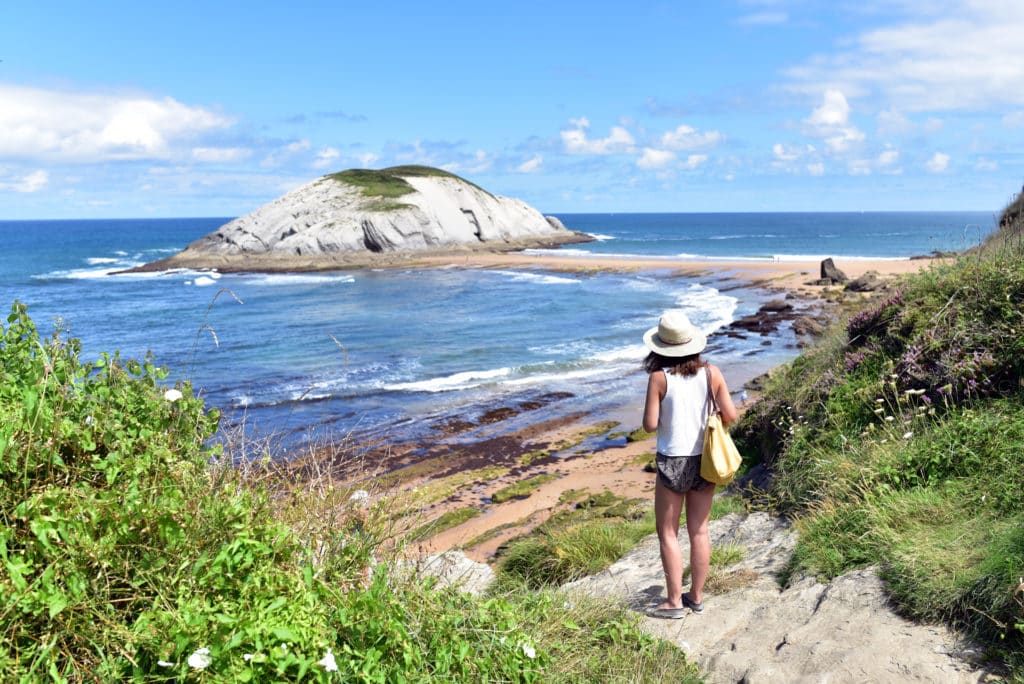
0, 211, 994, 453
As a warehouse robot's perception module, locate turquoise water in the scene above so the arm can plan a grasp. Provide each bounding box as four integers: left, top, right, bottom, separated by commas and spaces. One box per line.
0, 211, 994, 450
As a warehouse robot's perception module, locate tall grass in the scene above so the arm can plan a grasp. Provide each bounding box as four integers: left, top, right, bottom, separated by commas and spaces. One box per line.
732, 200, 1024, 674
0, 302, 698, 681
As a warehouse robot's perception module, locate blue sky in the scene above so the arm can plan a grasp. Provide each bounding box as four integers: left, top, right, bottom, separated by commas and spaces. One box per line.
2, 0, 1023, 218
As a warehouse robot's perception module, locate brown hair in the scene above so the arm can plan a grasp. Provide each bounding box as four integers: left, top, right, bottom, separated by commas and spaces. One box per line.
643, 351, 703, 377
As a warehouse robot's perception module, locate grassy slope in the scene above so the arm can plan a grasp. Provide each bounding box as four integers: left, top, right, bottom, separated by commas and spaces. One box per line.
732, 196, 1024, 675
0, 303, 696, 681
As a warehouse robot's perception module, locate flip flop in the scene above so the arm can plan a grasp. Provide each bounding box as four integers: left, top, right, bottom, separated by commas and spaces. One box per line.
682, 593, 704, 613
646, 606, 687, 619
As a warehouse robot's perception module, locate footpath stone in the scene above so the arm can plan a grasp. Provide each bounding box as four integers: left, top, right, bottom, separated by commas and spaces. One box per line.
566, 512, 996, 683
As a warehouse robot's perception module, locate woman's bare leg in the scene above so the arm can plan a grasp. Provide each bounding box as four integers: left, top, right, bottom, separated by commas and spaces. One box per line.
684, 484, 716, 604
654, 479, 685, 609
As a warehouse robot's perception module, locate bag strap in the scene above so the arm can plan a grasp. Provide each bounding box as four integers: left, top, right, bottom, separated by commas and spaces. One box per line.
704, 364, 720, 417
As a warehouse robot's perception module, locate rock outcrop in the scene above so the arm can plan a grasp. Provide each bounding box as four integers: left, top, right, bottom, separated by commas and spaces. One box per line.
565, 512, 994, 683
132, 166, 590, 272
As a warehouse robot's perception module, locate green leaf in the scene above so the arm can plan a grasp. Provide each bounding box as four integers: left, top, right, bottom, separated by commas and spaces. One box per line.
270, 626, 299, 643
48, 593, 68, 619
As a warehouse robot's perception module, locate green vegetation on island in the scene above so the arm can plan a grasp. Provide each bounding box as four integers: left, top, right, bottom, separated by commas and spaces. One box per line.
733, 194, 1024, 674
323, 165, 493, 211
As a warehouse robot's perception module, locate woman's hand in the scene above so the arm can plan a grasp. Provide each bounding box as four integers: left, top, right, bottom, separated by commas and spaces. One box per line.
710, 365, 739, 426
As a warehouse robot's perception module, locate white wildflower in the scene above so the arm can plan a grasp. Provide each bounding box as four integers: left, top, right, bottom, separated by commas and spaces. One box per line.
85, 415, 95, 426
157, 660, 174, 668
187, 647, 212, 670
875, 398, 885, 404
349, 489, 370, 504
243, 654, 255, 662
885, 415, 895, 422
317, 648, 338, 672
902, 432, 913, 440
874, 408, 884, 414
521, 642, 536, 659
164, 388, 183, 403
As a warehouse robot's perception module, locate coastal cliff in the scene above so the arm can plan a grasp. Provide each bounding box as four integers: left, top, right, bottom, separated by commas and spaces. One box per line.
134, 165, 590, 272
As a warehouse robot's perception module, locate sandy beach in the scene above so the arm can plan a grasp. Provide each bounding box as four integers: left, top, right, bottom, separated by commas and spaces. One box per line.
318, 253, 945, 563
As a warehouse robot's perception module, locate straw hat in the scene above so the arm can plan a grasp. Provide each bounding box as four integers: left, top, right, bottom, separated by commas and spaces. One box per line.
643, 311, 707, 357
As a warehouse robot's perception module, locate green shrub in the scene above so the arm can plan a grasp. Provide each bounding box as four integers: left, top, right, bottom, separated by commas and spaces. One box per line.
1, 302, 691, 681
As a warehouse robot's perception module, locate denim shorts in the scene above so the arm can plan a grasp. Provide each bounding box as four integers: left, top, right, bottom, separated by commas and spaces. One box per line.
656, 453, 712, 493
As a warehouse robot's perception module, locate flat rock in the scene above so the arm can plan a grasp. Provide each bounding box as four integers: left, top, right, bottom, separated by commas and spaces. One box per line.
565, 512, 992, 683
393, 550, 495, 596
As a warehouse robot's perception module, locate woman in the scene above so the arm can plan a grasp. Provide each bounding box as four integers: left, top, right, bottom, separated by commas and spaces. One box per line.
641, 311, 738, 618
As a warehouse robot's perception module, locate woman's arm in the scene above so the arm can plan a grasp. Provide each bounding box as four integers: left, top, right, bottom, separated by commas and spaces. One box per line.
642, 370, 666, 433
710, 365, 739, 426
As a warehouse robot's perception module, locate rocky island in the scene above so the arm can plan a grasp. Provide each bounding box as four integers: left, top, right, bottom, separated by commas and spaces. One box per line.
132, 165, 591, 272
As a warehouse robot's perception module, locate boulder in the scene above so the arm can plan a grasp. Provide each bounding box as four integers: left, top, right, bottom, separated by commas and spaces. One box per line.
392, 550, 494, 595
845, 270, 888, 292
820, 258, 848, 284
759, 299, 794, 313
792, 315, 826, 337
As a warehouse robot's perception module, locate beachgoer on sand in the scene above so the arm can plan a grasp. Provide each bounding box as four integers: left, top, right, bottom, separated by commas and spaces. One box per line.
641, 311, 738, 619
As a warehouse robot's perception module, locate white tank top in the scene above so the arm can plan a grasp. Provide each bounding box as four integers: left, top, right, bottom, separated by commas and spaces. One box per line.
656, 369, 709, 457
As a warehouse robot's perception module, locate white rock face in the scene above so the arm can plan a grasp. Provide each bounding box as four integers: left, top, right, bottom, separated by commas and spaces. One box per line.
186, 170, 577, 257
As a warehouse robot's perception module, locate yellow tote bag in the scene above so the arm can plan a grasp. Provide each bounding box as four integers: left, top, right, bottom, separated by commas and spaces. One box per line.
700, 366, 742, 485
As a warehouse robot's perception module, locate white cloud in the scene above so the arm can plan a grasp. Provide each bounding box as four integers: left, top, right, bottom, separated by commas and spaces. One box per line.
659, 124, 723, 151
261, 139, 312, 168
772, 143, 803, 162
0, 169, 49, 193
561, 118, 635, 155
516, 154, 543, 173
192, 147, 251, 163
785, 3, 1024, 112
0, 84, 233, 162
926, 151, 950, 173
974, 158, 999, 171
637, 148, 676, 169
312, 147, 340, 169
443, 149, 492, 175
681, 154, 708, 169
807, 90, 851, 128
807, 162, 825, 176
804, 90, 865, 153
849, 159, 872, 176
876, 147, 900, 167
356, 152, 379, 168
876, 110, 913, 136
